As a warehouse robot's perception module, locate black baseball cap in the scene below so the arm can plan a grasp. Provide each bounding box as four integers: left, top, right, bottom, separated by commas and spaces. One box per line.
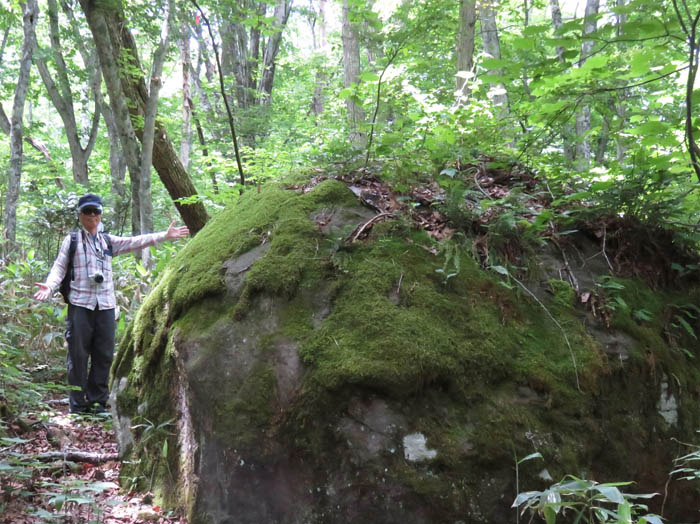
77, 193, 103, 213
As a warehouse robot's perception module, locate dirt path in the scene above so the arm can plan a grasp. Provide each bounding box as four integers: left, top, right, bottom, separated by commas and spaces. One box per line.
1, 400, 186, 524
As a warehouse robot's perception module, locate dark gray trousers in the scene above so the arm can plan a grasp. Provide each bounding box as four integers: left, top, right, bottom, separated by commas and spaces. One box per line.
65, 304, 115, 411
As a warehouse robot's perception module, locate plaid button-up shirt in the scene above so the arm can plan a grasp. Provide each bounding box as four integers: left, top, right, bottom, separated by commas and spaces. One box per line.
45, 228, 168, 310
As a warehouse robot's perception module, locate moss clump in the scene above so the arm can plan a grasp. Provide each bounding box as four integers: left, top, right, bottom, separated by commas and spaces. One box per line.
548, 279, 576, 310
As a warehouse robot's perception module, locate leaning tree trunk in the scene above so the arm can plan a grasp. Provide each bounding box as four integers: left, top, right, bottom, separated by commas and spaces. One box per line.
342, 0, 365, 145
456, 0, 476, 97
575, 0, 600, 171
2, 0, 37, 258
479, 0, 508, 114
79, 0, 208, 234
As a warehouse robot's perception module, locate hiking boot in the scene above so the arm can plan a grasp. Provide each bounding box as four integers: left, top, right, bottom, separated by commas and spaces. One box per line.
90, 403, 107, 414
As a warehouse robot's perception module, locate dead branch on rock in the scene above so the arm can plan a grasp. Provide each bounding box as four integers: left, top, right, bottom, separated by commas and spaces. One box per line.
347, 213, 394, 243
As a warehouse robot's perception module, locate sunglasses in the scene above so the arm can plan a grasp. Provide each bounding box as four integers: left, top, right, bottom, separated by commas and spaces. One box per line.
81, 208, 102, 216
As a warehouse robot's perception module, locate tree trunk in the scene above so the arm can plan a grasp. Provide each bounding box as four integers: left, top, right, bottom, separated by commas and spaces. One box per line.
342, 0, 365, 145
549, 0, 575, 163
258, 0, 292, 104
2, 0, 37, 258
180, 18, 193, 172
479, 0, 509, 113
193, 18, 221, 120
79, 0, 208, 235
456, 0, 476, 96
79, 0, 142, 233
594, 111, 610, 163
60, 0, 121, 196
0, 26, 8, 59
139, 0, 174, 267
311, 0, 328, 116
0, 98, 64, 189
248, 1, 266, 101
613, 0, 628, 162
221, 19, 249, 108
575, 0, 600, 171
549, 0, 564, 61
102, 104, 129, 233
193, 108, 217, 193
35, 0, 100, 187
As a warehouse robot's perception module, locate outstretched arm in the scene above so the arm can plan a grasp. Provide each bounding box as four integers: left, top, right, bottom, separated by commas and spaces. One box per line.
165, 220, 189, 239
34, 234, 71, 301
34, 283, 51, 301
110, 221, 190, 256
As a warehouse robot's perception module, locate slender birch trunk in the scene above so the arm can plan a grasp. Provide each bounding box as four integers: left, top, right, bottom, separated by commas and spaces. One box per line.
3, 0, 37, 258
311, 0, 328, 116
180, 18, 193, 172
575, 0, 600, 171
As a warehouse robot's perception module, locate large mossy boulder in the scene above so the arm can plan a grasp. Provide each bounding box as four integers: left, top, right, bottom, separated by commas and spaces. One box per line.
111, 180, 700, 523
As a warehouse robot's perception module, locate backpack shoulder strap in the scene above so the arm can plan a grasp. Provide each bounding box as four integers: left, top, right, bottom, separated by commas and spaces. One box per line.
68, 231, 78, 278
68, 231, 78, 260
102, 233, 113, 256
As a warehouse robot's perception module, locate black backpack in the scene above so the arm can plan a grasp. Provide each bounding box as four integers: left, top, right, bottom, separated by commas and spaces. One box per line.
58, 231, 112, 303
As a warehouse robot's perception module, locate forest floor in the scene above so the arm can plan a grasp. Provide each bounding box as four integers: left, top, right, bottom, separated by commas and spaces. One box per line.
1, 394, 186, 524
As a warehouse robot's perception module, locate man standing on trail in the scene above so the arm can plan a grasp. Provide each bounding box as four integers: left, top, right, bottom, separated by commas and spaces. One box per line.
33, 193, 189, 414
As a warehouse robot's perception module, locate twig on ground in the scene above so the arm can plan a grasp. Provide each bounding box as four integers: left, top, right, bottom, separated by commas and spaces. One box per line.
347, 213, 394, 243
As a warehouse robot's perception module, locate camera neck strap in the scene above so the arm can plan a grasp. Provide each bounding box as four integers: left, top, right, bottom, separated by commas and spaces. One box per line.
80, 230, 105, 278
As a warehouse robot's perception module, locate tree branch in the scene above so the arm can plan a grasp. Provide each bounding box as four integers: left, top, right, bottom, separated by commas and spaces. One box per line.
364, 43, 404, 168
190, 0, 245, 187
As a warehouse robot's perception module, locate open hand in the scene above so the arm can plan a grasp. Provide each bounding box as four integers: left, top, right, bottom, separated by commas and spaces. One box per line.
165, 220, 190, 240
34, 283, 51, 301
